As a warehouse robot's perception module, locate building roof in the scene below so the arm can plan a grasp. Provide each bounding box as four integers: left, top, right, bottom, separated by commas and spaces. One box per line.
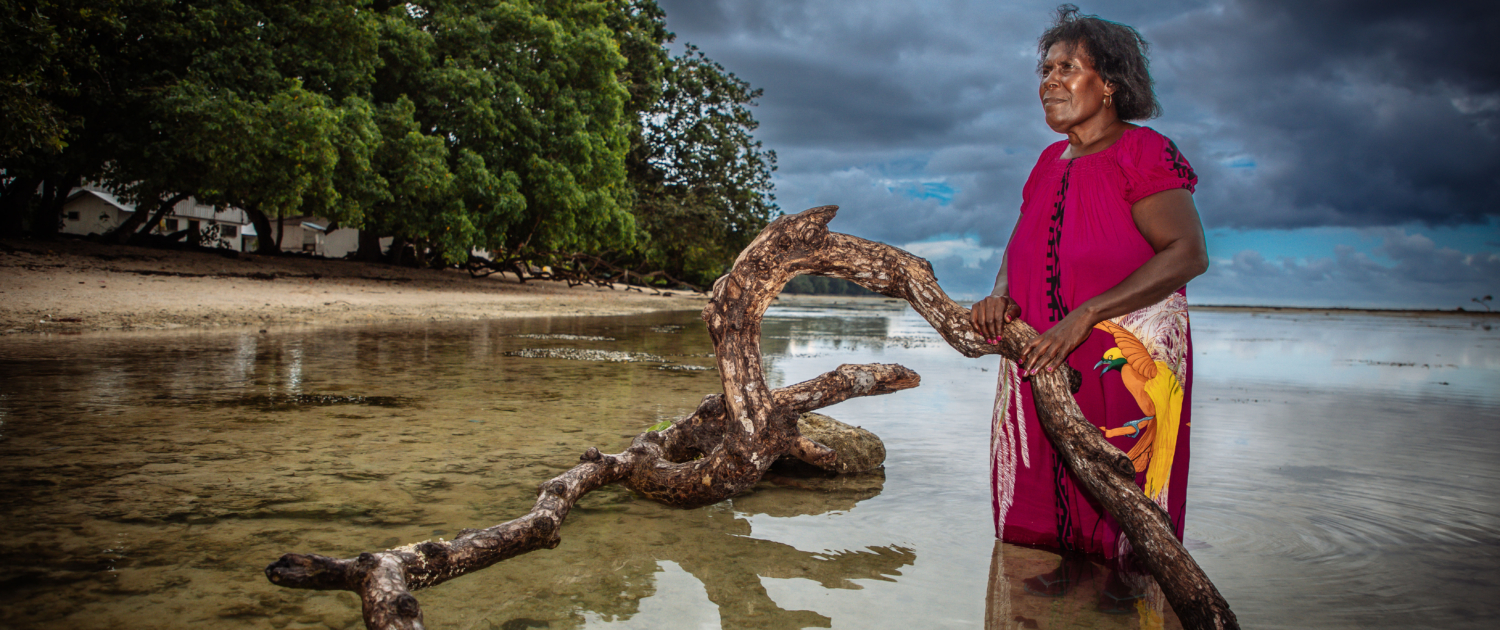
65, 189, 135, 215
63, 188, 250, 225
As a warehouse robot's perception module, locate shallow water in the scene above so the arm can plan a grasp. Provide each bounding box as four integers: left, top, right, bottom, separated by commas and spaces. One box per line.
0, 306, 1496, 629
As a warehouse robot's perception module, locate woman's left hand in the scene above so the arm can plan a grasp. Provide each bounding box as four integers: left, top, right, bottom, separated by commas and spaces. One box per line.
1018, 311, 1094, 376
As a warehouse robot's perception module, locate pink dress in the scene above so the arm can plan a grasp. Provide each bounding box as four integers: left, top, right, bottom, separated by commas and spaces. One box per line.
991, 126, 1197, 559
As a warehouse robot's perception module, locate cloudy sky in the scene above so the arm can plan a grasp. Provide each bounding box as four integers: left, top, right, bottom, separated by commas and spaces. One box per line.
653, 0, 1500, 309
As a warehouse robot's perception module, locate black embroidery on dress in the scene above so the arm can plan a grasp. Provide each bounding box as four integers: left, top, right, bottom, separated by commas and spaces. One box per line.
1046, 159, 1078, 553
1044, 160, 1073, 323
1164, 139, 1196, 184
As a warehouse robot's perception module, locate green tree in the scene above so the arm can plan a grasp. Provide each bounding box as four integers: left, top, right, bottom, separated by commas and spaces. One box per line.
130, 0, 383, 252
625, 44, 779, 286
1, 0, 385, 243
0, 0, 151, 238
3, 0, 778, 283
358, 0, 634, 264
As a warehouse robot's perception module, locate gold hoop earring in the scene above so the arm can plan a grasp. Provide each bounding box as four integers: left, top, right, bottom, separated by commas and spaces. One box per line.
1104, 94, 1113, 108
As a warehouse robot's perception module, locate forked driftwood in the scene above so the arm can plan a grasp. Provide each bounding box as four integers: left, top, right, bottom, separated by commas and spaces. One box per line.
265, 206, 1237, 630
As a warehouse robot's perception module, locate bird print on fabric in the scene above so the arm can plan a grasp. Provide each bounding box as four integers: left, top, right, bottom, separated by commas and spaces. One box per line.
1091, 293, 1189, 506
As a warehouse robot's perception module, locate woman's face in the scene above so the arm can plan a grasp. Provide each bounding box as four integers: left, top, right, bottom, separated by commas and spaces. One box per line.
1039, 42, 1114, 133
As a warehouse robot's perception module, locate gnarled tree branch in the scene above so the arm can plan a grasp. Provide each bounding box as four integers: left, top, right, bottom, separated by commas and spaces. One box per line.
266, 205, 1234, 630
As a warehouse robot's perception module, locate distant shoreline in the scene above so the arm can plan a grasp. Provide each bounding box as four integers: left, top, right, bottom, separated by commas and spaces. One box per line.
1191, 304, 1500, 318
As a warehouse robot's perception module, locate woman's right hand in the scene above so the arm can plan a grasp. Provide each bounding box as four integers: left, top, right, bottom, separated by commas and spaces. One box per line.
970, 295, 1021, 344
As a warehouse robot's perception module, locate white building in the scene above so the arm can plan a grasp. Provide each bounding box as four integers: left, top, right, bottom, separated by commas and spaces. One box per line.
59, 184, 375, 258
61, 188, 252, 251
60, 186, 376, 258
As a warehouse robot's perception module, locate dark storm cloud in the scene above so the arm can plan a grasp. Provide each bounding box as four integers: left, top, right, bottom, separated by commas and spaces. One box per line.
655, 0, 1056, 249
1150, 0, 1500, 228
653, 0, 1500, 301
657, 0, 1498, 224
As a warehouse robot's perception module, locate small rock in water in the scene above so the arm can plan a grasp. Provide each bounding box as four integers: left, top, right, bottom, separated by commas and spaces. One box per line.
786, 412, 886, 474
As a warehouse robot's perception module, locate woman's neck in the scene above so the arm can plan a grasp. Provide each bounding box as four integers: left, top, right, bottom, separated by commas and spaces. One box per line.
1061, 117, 1135, 159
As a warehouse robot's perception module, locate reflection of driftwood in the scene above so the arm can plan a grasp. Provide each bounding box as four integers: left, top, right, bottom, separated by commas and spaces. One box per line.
464, 485, 910, 630
266, 205, 1235, 630
266, 362, 919, 629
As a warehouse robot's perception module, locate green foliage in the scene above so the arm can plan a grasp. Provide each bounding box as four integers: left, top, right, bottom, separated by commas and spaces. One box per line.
2, 0, 777, 278
0, 0, 130, 158
782, 276, 880, 297
357, 0, 638, 261
195, 85, 317, 209
628, 43, 779, 286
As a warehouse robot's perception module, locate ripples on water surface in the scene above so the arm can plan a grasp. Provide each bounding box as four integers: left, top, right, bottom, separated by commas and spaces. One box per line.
0, 305, 1496, 629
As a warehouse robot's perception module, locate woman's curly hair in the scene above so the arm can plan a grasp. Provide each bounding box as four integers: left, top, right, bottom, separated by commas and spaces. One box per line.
1038, 4, 1162, 121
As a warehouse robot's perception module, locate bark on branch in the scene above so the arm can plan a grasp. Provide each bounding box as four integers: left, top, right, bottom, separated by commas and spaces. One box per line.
265, 205, 1235, 630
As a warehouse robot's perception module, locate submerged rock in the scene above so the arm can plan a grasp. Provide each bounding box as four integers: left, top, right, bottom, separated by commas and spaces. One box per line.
785, 412, 886, 474
502, 348, 665, 362
506, 333, 616, 341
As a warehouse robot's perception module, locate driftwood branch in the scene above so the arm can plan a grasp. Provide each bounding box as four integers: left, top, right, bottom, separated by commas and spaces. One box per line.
266, 205, 1235, 630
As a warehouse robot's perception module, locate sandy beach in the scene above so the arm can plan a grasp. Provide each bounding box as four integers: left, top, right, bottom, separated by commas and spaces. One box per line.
0, 238, 713, 335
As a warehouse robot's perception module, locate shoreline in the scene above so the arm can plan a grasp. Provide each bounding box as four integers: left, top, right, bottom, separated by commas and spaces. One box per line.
1, 237, 708, 337
1190, 304, 1499, 318
4, 237, 1493, 338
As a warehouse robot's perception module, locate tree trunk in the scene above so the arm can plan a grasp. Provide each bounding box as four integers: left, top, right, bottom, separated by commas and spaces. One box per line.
31, 171, 81, 240
265, 205, 1236, 630
389, 235, 408, 266
0, 175, 39, 238
244, 206, 279, 255
357, 227, 383, 262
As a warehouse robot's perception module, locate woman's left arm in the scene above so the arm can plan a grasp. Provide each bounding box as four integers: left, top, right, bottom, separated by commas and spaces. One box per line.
1017, 188, 1209, 375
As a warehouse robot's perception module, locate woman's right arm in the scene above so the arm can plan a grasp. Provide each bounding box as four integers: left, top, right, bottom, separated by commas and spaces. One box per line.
969, 220, 1022, 342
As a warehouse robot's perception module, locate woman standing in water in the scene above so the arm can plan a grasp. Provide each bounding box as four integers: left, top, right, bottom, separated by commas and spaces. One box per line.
970, 4, 1208, 604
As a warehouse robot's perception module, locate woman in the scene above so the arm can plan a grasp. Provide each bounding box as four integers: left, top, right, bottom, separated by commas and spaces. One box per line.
970, 5, 1208, 597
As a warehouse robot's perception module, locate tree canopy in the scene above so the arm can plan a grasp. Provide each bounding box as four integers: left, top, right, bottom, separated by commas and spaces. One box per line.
1, 0, 777, 283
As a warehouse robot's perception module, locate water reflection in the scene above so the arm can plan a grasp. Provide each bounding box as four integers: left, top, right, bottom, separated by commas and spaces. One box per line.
0, 307, 1497, 629
985, 541, 1179, 629
423, 469, 911, 630
0, 313, 913, 630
